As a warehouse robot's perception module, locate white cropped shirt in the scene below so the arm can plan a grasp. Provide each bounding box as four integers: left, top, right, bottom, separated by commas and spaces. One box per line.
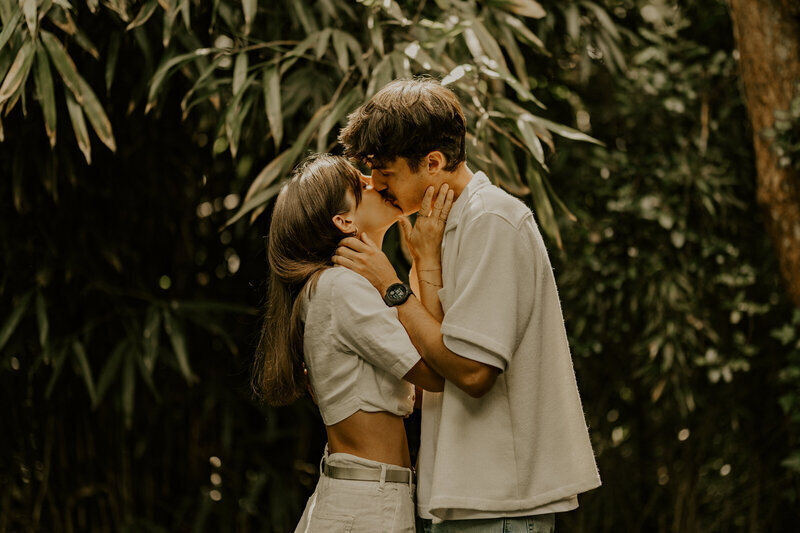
300, 267, 421, 426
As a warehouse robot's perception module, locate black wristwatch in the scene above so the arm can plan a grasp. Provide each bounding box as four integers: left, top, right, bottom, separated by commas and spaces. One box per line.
383, 283, 413, 307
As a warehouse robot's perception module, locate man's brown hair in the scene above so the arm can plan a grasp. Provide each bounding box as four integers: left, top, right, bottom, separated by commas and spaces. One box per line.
339, 77, 466, 172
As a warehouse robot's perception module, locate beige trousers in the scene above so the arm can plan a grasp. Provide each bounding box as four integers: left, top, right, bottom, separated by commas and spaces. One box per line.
294, 446, 416, 533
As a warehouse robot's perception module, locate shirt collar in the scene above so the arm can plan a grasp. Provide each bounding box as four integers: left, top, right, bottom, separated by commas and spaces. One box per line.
444, 170, 491, 234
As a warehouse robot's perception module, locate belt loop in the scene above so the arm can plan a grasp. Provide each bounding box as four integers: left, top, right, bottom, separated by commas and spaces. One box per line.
379, 464, 387, 490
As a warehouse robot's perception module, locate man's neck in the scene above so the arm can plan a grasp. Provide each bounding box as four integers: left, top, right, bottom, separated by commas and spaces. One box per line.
444, 163, 474, 199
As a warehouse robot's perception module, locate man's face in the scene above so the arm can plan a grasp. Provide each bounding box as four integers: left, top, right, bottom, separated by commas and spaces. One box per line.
369, 157, 436, 215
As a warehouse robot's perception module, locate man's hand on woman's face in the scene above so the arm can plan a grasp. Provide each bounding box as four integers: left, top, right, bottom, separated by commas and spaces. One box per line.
398, 184, 454, 269
332, 234, 401, 294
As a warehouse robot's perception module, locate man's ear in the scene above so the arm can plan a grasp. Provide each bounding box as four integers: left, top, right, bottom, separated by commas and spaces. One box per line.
332, 213, 356, 234
426, 151, 447, 175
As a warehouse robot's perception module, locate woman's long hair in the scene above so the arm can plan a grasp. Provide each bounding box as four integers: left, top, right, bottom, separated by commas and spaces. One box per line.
252, 154, 362, 405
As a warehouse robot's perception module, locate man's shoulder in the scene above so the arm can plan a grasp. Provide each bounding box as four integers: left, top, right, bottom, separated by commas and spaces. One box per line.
465, 179, 532, 229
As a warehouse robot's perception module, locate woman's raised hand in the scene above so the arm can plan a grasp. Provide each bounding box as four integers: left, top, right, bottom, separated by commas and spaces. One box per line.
397, 184, 455, 270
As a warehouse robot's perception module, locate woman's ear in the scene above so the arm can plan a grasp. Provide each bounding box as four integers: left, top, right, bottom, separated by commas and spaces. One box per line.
332, 213, 356, 234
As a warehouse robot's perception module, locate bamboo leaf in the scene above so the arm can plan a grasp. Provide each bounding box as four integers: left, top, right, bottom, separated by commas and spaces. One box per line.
469, 18, 508, 72
147, 47, 214, 113
73, 27, 99, 59
65, 86, 91, 163
502, 0, 546, 19
262, 67, 282, 149
162, 0, 178, 47
314, 28, 331, 60
162, 310, 196, 384
45, 346, 68, 399
33, 42, 56, 147
226, 181, 284, 227
516, 116, 546, 167
121, 346, 135, 429
105, 32, 120, 91
142, 305, 161, 374
232, 52, 247, 96
95, 339, 127, 408
22, 0, 36, 37
526, 114, 604, 145
501, 13, 548, 54
76, 76, 115, 152
35, 291, 48, 348
126, 0, 157, 30
0, 290, 33, 353
332, 29, 348, 72
72, 340, 97, 405
180, 55, 224, 118
0, 38, 35, 108
180, 0, 190, 28
0, 8, 21, 51
40, 30, 83, 103
317, 87, 362, 152
366, 55, 393, 97
242, 0, 256, 35
526, 165, 561, 248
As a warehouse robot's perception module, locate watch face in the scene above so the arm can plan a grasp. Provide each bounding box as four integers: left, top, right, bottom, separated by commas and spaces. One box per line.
390, 287, 405, 299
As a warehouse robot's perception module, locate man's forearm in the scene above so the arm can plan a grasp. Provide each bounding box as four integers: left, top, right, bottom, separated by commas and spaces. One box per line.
394, 295, 498, 398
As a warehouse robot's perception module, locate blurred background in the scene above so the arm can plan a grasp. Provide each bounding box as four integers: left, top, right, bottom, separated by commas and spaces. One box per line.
2, 0, 800, 531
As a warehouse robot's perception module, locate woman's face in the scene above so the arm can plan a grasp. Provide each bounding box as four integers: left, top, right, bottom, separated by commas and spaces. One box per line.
344, 175, 402, 234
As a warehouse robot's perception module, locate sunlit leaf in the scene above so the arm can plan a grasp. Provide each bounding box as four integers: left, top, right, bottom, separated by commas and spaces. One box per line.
33, 42, 56, 147
65, 86, 91, 163
228, 181, 284, 227
516, 116, 546, 167
162, 310, 196, 384
162, 0, 179, 47
22, 0, 36, 37
366, 55, 393, 97
262, 66, 282, 149
501, 0, 546, 19
0, 290, 33, 353
314, 27, 331, 60
0, 8, 21, 51
242, 0, 257, 35
233, 52, 247, 96
126, 0, 158, 30
40, 30, 83, 104
0, 38, 35, 108
77, 77, 116, 152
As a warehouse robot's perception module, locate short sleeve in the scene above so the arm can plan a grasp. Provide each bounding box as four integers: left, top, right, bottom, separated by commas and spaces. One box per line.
329, 268, 422, 379
440, 214, 537, 372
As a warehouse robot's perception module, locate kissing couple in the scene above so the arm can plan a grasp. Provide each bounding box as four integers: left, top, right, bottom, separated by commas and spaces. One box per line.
252, 77, 601, 533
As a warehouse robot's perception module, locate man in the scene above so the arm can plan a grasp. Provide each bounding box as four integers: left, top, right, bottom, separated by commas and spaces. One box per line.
333, 78, 600, 532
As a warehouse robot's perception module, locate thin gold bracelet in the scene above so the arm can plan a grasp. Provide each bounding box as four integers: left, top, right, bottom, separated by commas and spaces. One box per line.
420, 279, 443, 287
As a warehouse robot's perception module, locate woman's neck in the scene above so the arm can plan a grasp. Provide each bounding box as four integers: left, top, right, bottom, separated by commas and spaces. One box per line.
363, 228, 387, 247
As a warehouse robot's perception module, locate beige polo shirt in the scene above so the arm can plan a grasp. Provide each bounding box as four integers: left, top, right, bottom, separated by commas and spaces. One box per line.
416, 171, 601, 522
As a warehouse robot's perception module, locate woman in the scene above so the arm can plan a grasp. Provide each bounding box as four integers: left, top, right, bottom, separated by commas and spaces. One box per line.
251, 154, 451, 532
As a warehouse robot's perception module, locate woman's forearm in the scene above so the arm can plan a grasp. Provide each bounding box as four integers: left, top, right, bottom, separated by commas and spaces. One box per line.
410, 261, 444, 322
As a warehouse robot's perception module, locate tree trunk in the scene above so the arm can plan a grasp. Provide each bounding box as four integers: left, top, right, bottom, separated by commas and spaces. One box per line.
728, 0, 800, 307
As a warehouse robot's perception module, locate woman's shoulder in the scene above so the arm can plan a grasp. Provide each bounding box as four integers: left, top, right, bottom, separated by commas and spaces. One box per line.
311, 266, 372, 299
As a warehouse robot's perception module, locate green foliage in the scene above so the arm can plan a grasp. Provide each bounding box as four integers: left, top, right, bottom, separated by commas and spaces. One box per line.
766, 82, 800, 170
1, 0, 799, 531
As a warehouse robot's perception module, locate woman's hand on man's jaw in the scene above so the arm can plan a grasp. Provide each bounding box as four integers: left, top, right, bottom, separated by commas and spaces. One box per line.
397, 184, 454, 268
332, 233, 402, 294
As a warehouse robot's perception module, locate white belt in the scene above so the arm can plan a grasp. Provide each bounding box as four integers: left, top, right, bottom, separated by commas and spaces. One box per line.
321, 458, 414, 484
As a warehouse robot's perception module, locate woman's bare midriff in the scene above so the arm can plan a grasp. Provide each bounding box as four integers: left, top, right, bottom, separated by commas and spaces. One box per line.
326, 410, 412, 468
